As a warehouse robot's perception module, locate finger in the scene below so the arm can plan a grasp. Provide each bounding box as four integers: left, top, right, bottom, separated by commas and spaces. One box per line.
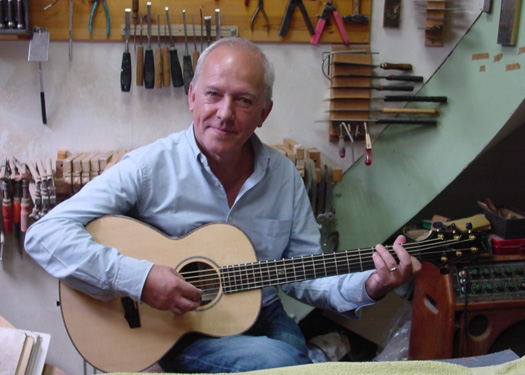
375, 243, 398, 271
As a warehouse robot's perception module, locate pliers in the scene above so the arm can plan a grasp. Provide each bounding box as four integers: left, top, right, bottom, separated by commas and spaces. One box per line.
89, 0, 110, 36
251, 0, 270, 31
311, 1, 349, 45
279, 0, 315, 36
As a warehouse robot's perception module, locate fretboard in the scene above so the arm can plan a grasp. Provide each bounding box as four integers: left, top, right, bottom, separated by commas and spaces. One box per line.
220, 248, 376, 294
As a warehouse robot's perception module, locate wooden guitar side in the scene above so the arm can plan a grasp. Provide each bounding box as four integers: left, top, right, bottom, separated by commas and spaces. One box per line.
59, 216, 261, 373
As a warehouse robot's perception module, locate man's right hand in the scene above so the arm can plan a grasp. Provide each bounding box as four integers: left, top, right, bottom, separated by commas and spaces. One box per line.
141, 264, 203, 316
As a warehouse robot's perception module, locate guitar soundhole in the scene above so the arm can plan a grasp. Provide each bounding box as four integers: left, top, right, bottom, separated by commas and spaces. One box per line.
179, 261, 220, 306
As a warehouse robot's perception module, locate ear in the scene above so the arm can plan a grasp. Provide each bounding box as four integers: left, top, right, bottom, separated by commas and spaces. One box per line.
258, 100, 273, 128
188, 83, 196, 112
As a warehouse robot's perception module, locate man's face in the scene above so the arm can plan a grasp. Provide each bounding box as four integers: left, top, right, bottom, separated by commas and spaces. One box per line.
188, 45, 273, 161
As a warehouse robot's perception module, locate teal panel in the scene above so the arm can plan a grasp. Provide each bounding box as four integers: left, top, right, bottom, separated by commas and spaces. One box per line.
334, 8, 525, 250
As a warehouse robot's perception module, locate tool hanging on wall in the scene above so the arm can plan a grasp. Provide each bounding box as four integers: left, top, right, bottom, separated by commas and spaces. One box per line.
182, 9, 194, 94
251, 0, 270, 31
154, 14, 163, 89
166, 7, 184, 87
363, 122, 372, 166
383, 0, 401, 27
143, 2, 154, 89
136, 13, 144, 86
204, 15, 212, 46
342, 0, 369, 23
120, 9, 132, 92
215, 8, 221, 39
325, 118, 438, 125
332, 73, 423, 82
68, 0, 73, 60
333, 61, 413, 71
192, 16, 200, 72
327, 107, 440, 115
28, 26, 49, 125
162, 23, 170, 87
279, 0, 314, 36
330, 84, 414, 91
88, 0, 110, 36
311, 1, 349, 45
132, 0, 138, 52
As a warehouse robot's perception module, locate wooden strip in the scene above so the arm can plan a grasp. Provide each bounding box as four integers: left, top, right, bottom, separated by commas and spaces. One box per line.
472, 53, 490, 60
497, 0, 522, 46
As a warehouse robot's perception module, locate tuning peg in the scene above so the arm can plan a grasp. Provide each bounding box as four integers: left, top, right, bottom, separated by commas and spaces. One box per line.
432, 221, 443, 231
466, 222, 473, 233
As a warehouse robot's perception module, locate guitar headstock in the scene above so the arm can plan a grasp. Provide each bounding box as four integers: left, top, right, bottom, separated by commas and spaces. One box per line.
414, 223, 491, 268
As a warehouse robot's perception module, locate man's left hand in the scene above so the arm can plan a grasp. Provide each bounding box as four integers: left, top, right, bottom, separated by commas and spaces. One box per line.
365, 235, 422, 300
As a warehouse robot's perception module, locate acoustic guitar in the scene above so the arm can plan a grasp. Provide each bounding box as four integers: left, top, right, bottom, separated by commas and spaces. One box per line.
59, 215, 489, 372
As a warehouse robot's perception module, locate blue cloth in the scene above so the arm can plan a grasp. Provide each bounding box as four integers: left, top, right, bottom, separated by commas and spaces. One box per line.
158, 300, 312, 372
25, 126, 375, 317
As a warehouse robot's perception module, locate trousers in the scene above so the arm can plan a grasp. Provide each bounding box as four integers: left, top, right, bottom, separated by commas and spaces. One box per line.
158, 299, 312, 373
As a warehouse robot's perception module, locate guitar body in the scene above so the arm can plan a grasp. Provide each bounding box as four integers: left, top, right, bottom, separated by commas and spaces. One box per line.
59, 215, 262, 373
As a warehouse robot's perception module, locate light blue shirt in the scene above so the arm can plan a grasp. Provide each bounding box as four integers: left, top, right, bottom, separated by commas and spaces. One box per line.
25, 126, 375, 318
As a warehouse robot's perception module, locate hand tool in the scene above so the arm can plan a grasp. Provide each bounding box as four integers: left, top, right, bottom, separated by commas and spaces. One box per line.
0, 0, 5, 29
363, 122, 372, 166
36, 159, 50, 216
182, 9, 194, 94
28, 26, 49, 125
199, 6, 204, 51
342, 0, 368, 23
192, 15, 200, 72
69, 0, 73, 60
330, 84, 414, 91
327, 118, 438, 125
338, 124, 346, 158
166, 7, 184, 87
26, 161, 42, 220
327, 95, 447, 103
311, 1, 349, 45
120, 9, 132, 92
88, 0, 110, 36
136, 13, 144, 86
45, 158, 56, 208
383, 0, 401, 27
279, 0, 315, 36
333, 74, 423, 82
215, 8, 221, 39
327, 107, 440, 115
154, 14, 163, 88
132, 0, 139, 52
7, 0, 14, 28
204, 15, 212, 46
2, 179, 13, 234
162, 24, 171, 87
20, 178, 31, 232
143, 2, 154, 89
0, 232, 4, 261
333, 61, 413, 71
16, 0, 24, 29
251, 0, 270, 31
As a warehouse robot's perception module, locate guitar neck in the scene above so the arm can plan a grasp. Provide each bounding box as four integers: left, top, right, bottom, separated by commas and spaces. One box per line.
221, 247, 377, 293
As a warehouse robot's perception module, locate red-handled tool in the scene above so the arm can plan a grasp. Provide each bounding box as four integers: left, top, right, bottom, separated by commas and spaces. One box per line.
311, 1, 349, 45
2, 179, 13, 234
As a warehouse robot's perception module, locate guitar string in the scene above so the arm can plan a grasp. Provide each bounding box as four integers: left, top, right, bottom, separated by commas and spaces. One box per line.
182, 237, 477, 287
180, 236, 482, 296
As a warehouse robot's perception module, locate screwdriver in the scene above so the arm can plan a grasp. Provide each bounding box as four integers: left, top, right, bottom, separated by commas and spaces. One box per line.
143, 2, 154, 89
333, 74, 424, 82
2, 180, 13, 235
20, 179, 31, 233
204, 15, 212, 46
215, 9, 221, 40
162, 24, 171, 87
333, 61, 413, 71
165, 7, 184, 87
132, 0, 138, 52
154, 14, 163, 88
182, 9, 194, 95
136, 13, 144, 86
192, 16, 199, 72
326, 95, 448, 103
120, 9, 132, 92
330, 84, 414, 91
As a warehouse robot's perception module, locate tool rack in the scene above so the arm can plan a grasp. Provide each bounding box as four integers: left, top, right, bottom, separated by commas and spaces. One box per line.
26, 0, 371, 44
0, 0, 30, 36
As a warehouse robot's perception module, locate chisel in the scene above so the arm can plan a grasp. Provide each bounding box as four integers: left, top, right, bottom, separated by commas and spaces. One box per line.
166, 7, 184, 87
327, 95, 447, 103
162, 24, 170, 87
182, 9, 194, 94
192, 16, 200, 72
120, 9, 132, 92
136, 13, 144, 86
215, 8, 221, 40
326, 107, 440, 115
132, 0, 138, 52
330, 85, 414, 91
143, 2, 154, 89
333, 74, 424, 82
154, 14, 163, 88
204, 15, 212, 46
333, 61, 413, 71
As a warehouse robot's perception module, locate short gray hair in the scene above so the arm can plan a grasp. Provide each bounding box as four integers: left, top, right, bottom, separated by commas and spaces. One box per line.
191, 37, 275, 106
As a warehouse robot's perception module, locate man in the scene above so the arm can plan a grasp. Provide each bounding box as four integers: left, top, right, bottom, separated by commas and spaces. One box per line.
25, 37, 420, 373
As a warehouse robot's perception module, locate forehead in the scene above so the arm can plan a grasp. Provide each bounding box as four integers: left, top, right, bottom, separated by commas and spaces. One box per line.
198, 45, 266, 92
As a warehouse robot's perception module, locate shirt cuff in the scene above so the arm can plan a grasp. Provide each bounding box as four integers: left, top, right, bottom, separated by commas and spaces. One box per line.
114, 256, 154, 301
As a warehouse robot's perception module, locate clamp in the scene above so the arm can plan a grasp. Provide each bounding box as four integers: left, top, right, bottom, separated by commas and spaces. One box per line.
251, 0, 270, 31
89, 0, 110, 36
279, 0, 315, 36
311, 1, 349, 45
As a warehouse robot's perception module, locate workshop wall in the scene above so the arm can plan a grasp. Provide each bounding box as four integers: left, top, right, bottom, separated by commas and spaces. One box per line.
0, 0, 500, 373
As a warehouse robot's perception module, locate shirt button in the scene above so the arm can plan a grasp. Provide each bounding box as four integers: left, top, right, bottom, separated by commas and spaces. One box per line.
199, 156, 205, 164
215, 182, 220, 188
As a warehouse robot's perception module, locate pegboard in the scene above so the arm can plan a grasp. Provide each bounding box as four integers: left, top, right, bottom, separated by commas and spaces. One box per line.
29, 0, 371, 44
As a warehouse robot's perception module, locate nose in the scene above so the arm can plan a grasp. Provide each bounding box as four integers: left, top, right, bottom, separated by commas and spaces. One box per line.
216, 96, 234, 122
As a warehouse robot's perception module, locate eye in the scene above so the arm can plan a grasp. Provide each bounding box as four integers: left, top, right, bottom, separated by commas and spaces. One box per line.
238, 97, 253, 106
